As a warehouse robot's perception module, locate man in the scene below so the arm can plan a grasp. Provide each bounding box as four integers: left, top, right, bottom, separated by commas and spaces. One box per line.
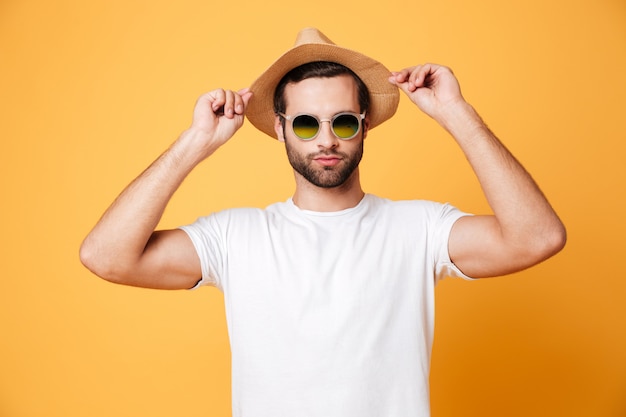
80, 28, 566, 416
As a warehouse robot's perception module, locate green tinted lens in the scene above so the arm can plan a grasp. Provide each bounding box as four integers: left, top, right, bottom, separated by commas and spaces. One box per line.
332, 114, 360, 139
292, 114, 319, 139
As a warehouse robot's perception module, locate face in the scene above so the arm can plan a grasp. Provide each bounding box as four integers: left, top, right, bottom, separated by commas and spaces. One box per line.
274, 75, 368, 189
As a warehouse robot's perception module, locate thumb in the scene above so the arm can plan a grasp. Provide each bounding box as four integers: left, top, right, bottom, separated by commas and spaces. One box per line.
388, 76, 416, 97
238, 88, 253, 108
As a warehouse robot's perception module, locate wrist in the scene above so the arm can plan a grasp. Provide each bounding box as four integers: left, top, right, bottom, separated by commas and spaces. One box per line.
436, 100, 485, 138
173, 127, 222, 166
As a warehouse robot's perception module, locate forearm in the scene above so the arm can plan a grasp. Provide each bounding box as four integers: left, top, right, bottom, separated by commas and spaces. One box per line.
440, 101, 565, 251
79, 128, 213, 279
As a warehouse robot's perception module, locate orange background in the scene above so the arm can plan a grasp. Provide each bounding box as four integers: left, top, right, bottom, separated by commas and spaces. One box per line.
1, 0, 625, 416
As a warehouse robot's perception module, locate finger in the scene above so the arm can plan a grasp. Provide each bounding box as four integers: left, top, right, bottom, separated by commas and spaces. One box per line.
390, 66, 426, 92
387, 71, 414, 96
222, 89, 237, 118
233, 88, 250, 115
192, 90, 222, 122
228, 88, 253, 115
231, 92, 243, 115
207, 88, 227, 114
237, 87, 251, 96
388, 68, 412, 84
409, 64, 432, 89
196, 90, 221, 110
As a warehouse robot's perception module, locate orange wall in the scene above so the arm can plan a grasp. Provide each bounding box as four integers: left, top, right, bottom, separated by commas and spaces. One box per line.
1, 1, 625, 416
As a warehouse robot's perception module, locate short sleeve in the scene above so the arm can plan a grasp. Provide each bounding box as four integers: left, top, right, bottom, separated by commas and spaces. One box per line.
178, 213, 226, 290
430, 203, 474, 282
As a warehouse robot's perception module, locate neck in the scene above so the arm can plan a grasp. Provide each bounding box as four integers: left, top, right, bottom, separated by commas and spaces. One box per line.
292, 169, 365, 212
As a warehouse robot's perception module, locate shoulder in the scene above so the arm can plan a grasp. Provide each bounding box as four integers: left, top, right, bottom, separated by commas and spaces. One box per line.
365, 194, 455, 215
364, 194, 471, 231
185, 200, 293, 228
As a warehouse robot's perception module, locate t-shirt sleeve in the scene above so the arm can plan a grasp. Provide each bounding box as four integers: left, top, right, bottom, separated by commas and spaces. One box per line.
430, 203, 474, 282
178, 214, 226, 290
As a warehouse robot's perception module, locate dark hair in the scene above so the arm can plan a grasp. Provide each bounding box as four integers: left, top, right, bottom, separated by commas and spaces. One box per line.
273, 61, 370, 118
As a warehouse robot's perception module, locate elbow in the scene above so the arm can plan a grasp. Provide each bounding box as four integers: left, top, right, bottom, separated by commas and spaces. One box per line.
546, 221, 567, 256
531, 221, 567, 263
79, 238, 98, 274
79, 239, 127, 285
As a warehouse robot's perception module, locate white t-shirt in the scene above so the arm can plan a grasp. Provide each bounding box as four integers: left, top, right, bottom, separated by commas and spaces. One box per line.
180, 194, 471, 417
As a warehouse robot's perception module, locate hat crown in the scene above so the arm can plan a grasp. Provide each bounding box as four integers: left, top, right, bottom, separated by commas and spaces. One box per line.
294, 27, 335, 47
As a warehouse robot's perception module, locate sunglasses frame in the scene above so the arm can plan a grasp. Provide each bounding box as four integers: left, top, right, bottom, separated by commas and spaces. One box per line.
278, 111, 366, 141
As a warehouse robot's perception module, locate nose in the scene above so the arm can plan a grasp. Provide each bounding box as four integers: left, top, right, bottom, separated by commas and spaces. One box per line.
316, 120, 338, 149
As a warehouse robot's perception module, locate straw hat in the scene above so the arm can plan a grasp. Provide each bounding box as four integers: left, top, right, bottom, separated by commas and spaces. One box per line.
246, 27, 400, 139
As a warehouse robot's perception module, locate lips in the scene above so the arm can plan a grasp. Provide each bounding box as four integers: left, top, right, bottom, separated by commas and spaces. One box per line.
313, 155, 342, 167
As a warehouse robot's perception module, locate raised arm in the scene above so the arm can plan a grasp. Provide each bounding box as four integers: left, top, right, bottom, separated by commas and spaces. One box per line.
79, 88, 253, 289
389, 65, 566, 278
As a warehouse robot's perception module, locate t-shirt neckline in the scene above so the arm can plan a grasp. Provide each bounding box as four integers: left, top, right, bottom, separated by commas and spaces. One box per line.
287, 194, 371, 217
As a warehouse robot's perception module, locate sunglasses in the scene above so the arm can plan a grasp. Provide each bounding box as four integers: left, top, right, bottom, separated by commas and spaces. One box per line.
279, 111, 366, 141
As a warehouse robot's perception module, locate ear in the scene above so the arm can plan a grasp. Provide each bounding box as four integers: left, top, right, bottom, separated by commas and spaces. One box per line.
274, 115, 285, 143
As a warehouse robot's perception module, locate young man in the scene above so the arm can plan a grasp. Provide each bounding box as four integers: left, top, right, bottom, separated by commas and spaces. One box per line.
80, 28, 566, 416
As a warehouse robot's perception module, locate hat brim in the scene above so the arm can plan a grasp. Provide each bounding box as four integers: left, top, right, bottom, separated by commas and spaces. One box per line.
246, 41, 399, 140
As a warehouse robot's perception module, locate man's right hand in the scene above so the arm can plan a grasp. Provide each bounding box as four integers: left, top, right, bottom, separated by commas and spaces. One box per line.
184, 88, 253, 160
